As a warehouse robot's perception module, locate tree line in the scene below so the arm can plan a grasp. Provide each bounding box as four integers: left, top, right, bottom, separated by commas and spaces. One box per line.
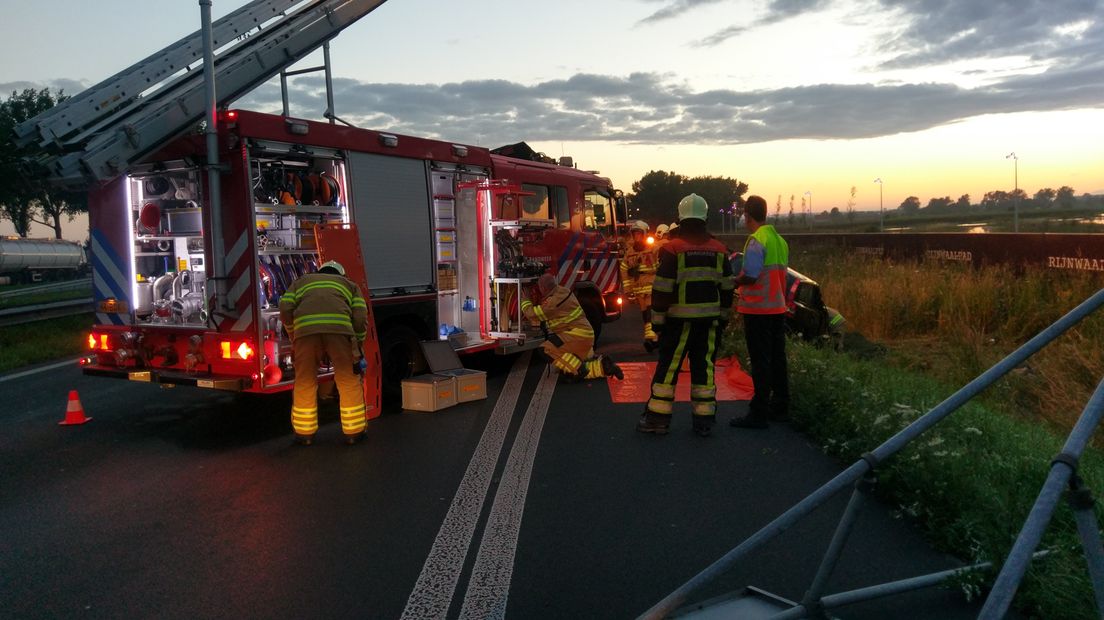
627, 170, 748, 229
0, 88, 86, 238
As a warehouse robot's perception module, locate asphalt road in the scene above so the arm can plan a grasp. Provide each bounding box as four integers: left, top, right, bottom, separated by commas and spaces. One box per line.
0, 313, 985, 619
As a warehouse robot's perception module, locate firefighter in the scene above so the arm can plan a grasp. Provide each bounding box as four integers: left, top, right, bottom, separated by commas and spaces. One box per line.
279, 260, 369, 445
730, 195, 790, 429
637, 194, 734, 437
521, 274, 624, 382
620, 220, 660, 351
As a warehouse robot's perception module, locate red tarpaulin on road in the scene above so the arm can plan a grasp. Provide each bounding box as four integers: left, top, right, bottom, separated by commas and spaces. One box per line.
606, 356, 754, 403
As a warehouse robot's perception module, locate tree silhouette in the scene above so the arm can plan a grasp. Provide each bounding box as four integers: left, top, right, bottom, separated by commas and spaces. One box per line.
0, 88, 85, 238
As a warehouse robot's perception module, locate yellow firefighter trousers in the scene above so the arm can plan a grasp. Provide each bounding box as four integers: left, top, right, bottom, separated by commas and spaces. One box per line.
291, 333, 366, 437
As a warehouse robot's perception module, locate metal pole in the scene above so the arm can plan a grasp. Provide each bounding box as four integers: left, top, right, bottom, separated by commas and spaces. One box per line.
199, 0, 228, 313
638, 288, 1104, 620
323, 40, 336, 124
800, 472, 875, 613
280, 71, 290, 116
770, 561, 995, 620
1014, 156, 1019, 233
1068, 476, 1104, 616
979, 375, 1104, 619
879, 182, 883, 232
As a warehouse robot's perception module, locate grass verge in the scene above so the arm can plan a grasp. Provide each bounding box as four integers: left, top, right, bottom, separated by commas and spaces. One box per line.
782, 341, 1103, 619
0, 313, 92, 374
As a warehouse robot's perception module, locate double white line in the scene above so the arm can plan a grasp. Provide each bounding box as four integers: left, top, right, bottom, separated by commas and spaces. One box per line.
401, 352, 559, 620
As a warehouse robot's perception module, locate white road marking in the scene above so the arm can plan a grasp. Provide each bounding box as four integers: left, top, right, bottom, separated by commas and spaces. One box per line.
458, 366, 558, 620
400, 351, 531, 620
0, 358, 81, 383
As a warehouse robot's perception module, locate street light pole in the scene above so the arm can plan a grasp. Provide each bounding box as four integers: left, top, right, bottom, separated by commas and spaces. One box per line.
1006, 152, 1019, 233
874, 178, 884, 232
804, 191, 812, 229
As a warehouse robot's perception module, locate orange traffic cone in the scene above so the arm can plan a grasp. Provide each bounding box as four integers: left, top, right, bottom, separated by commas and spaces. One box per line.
59, 390, 92, 425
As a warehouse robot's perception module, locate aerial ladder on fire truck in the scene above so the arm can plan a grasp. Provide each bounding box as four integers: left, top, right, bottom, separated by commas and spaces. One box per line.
16, 0, 390, 412
15, 0, 387, 187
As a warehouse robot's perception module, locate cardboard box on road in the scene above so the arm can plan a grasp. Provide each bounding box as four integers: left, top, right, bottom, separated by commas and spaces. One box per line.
401, 374, 457, 412
420, 340, 487, 403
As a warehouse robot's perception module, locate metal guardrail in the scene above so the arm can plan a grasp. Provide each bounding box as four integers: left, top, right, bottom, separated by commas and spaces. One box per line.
640, 287, 1104, 619
0, 277, 92, 300
0, 298, 94, 327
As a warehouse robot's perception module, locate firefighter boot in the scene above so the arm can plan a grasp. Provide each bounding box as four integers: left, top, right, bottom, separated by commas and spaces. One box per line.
636, 411, 671, 435
692, 415, 714, 437
294, 434, 314, 446
643, 322, 659, 352
345, 432, 365, 445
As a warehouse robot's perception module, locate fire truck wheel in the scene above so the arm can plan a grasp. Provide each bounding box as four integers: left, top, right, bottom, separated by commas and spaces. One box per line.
380, 324, 424, 403
579, 295, 604, 344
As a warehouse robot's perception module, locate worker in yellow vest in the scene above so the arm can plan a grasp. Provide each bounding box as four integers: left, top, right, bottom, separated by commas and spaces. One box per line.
279, 260, 368, 445
620, 220, 660, 351
730, 195, 790, 430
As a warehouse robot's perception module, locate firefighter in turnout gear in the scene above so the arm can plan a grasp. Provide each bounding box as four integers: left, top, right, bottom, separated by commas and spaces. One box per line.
521, 274, 624, 382
620, 220, 660, 351
279, 260, 369, 445
637, 194, 735, 437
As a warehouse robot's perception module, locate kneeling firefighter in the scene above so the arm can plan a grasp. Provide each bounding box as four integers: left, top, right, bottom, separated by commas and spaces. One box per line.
279, 260, 369, 446
521, 274, 624, 382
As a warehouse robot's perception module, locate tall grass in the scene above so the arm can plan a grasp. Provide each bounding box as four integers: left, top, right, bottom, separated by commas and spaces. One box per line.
791, 249, 1104, 431
785, 343, 1103, 619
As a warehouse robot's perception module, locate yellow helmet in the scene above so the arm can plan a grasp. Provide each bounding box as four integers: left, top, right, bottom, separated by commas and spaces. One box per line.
677, 193, 708, 221
633, 220, 649, 233
656, 223, 670, 236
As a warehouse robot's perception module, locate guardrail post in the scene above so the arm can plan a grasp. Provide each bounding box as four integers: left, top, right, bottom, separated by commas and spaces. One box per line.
797, 464, 878, 618
978, 375, 1104, 619
1067, 474, 1104, 617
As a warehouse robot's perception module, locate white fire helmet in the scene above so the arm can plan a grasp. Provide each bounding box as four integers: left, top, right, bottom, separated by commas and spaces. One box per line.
677, 193, 709, 221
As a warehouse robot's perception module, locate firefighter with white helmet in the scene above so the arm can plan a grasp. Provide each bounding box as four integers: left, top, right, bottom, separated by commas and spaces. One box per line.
279, 260, 369, 445
637, 194, 734, 437
620, 219, 661, 351
521, 274, 624, 382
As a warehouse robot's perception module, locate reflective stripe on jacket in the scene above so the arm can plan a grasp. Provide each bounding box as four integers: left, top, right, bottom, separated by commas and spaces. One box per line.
521, 285, 594, 344
651, 236, 734, 323
279, 272, 368, 341
737, 225, 789, 315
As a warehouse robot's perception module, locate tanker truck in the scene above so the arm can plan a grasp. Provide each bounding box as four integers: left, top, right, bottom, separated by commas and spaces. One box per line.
0, 238, 88, 285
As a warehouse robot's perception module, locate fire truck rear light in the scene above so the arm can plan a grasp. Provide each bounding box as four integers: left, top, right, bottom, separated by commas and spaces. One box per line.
88, 334, 96, 349
220, 340, 256, 360
616, 296, 623, 306
79, 355, 96, 367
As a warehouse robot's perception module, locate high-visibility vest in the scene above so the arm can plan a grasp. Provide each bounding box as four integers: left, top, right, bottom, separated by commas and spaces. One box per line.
737, 225, 789, 315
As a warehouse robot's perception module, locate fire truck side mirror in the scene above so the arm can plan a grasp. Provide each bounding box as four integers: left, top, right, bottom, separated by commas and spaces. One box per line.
614, 192, 628, 226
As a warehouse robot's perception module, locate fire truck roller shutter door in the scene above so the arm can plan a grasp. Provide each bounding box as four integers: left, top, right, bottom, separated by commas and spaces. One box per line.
345, 152, 434, 296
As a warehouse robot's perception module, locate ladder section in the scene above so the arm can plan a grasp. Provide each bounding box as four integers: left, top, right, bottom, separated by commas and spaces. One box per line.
20, 0, 389, 188
15, 0, 302, 151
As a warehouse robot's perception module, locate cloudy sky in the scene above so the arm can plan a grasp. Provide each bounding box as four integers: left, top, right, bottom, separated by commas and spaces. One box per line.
2, 0, 1103, 238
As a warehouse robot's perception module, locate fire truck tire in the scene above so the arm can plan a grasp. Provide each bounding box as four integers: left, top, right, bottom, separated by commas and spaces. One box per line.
379, 324, 424, 403
579, 295, 604, 344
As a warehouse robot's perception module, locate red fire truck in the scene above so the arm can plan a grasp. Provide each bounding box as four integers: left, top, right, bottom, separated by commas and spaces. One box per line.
78, 111, 623, 400
17, 0, 623, 407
